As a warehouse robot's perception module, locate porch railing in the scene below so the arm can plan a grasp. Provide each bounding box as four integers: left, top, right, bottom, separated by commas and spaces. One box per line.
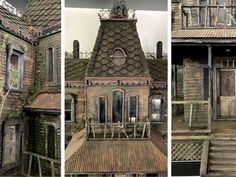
86, 120, 151, 140
181, 5, 236, 28
172, 98, 211, 132
23, 151, 60, 177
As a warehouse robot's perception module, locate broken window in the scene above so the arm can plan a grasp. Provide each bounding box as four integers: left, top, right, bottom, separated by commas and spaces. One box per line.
65, 94, 75, 122
128, 96, 138, 122
150, 97, 164, 122
6, 45, 24, 90
47, 47, 56, 82
112, 90, 123, 123
98, 96, 107, 123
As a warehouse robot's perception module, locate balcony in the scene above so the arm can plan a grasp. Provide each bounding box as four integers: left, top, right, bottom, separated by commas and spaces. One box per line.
86, 120, 151, 140
181, 4, 236, 28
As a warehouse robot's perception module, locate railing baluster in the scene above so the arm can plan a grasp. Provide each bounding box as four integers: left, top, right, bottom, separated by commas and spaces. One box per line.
51, 161, 55, 177
104, 124, 107, 139
37, 156, 42, 177
142, 123, 146, 138
28, 155, 33, 177
189, 104, 193, 128
134, 124, 136, 138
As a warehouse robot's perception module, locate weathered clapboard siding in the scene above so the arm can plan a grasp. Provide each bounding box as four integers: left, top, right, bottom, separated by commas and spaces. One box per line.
172, 1, 181, 30
183, 59, 208, 125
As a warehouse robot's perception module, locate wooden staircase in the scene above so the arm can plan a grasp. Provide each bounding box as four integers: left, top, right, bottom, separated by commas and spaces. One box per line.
206, 138, 236, 177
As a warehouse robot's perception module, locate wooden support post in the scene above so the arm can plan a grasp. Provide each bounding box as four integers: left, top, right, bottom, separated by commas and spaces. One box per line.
37, 156, 42, 177
189, 104, 193, 128
208, 45, 212, 131
51, 161, 55, 177
148, 123, 151, 138
28, 155, 32, 177
200, 140, 209, 176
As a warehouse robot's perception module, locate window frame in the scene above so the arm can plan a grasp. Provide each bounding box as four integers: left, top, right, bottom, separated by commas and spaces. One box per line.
97, 96, 108, 123
128, 95, 139, 122
46, 46, 56, 83
112, 89, 125, 123
65, 94, 75, 123
6, 44, 24, 91
149, 95, 164, 122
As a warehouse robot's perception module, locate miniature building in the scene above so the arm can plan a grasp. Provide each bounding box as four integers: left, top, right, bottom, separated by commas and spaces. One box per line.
172, 0, 236, 176
0, 0, 60, 176
65, 1, 167, 177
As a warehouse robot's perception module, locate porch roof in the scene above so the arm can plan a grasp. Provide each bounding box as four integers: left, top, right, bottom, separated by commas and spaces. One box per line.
65, 130, 167, 174
24, 93, 61, 112
172, 29, 236, 40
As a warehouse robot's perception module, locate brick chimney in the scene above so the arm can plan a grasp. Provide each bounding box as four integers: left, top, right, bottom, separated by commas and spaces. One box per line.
156, 41, 163, 59
73, 40, 80, 59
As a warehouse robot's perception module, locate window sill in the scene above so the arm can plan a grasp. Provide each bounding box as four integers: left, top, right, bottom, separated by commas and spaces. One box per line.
4, 86, 23, 93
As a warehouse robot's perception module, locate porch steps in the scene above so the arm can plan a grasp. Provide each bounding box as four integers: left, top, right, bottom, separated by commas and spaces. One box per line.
207, 139, 236, 177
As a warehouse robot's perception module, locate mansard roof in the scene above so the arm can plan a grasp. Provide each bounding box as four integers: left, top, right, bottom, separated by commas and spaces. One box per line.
85, 19, 151, 78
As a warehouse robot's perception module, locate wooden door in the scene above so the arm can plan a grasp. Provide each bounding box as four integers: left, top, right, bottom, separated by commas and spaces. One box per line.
218, 69, 236, 118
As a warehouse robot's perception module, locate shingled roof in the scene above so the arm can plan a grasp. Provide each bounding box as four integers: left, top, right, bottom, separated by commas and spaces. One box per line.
65, 133, 167, 174
23, 0, 61, 31
65, 59, 89, 81
172, 29, 236, 39
0, 2, 33, 41
86, 19, 150, 78
65, 58, 167, 82
147, 59, 167, 82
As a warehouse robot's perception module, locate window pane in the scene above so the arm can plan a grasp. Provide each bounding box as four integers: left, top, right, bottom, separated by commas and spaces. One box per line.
151, 98, 162, 121
48, 48, 54, 82
65, 111, 71, 121
112, 91, 123, 123
65, 99, 72, 110
129, 96, 137, 120
9, 54, 19, 88
99, 97, 106, 123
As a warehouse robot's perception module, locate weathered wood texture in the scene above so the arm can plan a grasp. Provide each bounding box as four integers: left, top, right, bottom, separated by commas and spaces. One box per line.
35, 32, 61, 92
86, 85, 150, 123
183, 58, 208, 126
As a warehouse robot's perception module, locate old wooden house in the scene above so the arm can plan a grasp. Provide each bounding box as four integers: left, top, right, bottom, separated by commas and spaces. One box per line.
172, 0, 236, 176
65, 1, 167, 177
0, 0, 61, 176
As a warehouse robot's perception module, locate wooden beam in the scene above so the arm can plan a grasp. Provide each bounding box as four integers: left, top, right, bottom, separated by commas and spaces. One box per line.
172, 100, 208, 104
200, 140, 209, 176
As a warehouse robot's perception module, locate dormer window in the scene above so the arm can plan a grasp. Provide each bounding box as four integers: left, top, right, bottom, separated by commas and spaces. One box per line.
110, 48, 127, 66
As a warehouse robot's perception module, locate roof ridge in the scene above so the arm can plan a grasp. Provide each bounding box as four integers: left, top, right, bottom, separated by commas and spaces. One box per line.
0, 0, 22, 17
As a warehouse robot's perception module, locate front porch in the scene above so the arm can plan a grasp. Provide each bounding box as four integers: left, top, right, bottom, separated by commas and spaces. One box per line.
172, 113, 236, 135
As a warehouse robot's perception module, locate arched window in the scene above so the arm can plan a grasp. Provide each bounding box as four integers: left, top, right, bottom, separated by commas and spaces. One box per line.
110, 47, 127, 66
98, 96, 107, 123
112, 90, 124, 123
47, 47, 56, 82
128, 96, 139, 122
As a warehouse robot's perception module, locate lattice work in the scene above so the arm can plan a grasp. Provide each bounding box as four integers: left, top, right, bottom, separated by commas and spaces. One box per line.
172, 143, 202, 161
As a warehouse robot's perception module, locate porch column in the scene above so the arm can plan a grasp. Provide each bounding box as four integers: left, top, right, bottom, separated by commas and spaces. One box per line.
208, 45, 212, 131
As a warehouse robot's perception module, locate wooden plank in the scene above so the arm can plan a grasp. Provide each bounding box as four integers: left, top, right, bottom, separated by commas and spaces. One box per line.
51, 161, 55, 177
172, 100, 208, 104
200, 140, 209, 176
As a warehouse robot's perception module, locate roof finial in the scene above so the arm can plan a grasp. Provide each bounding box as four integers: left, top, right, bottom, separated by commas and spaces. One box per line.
110, 0, 128, 18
